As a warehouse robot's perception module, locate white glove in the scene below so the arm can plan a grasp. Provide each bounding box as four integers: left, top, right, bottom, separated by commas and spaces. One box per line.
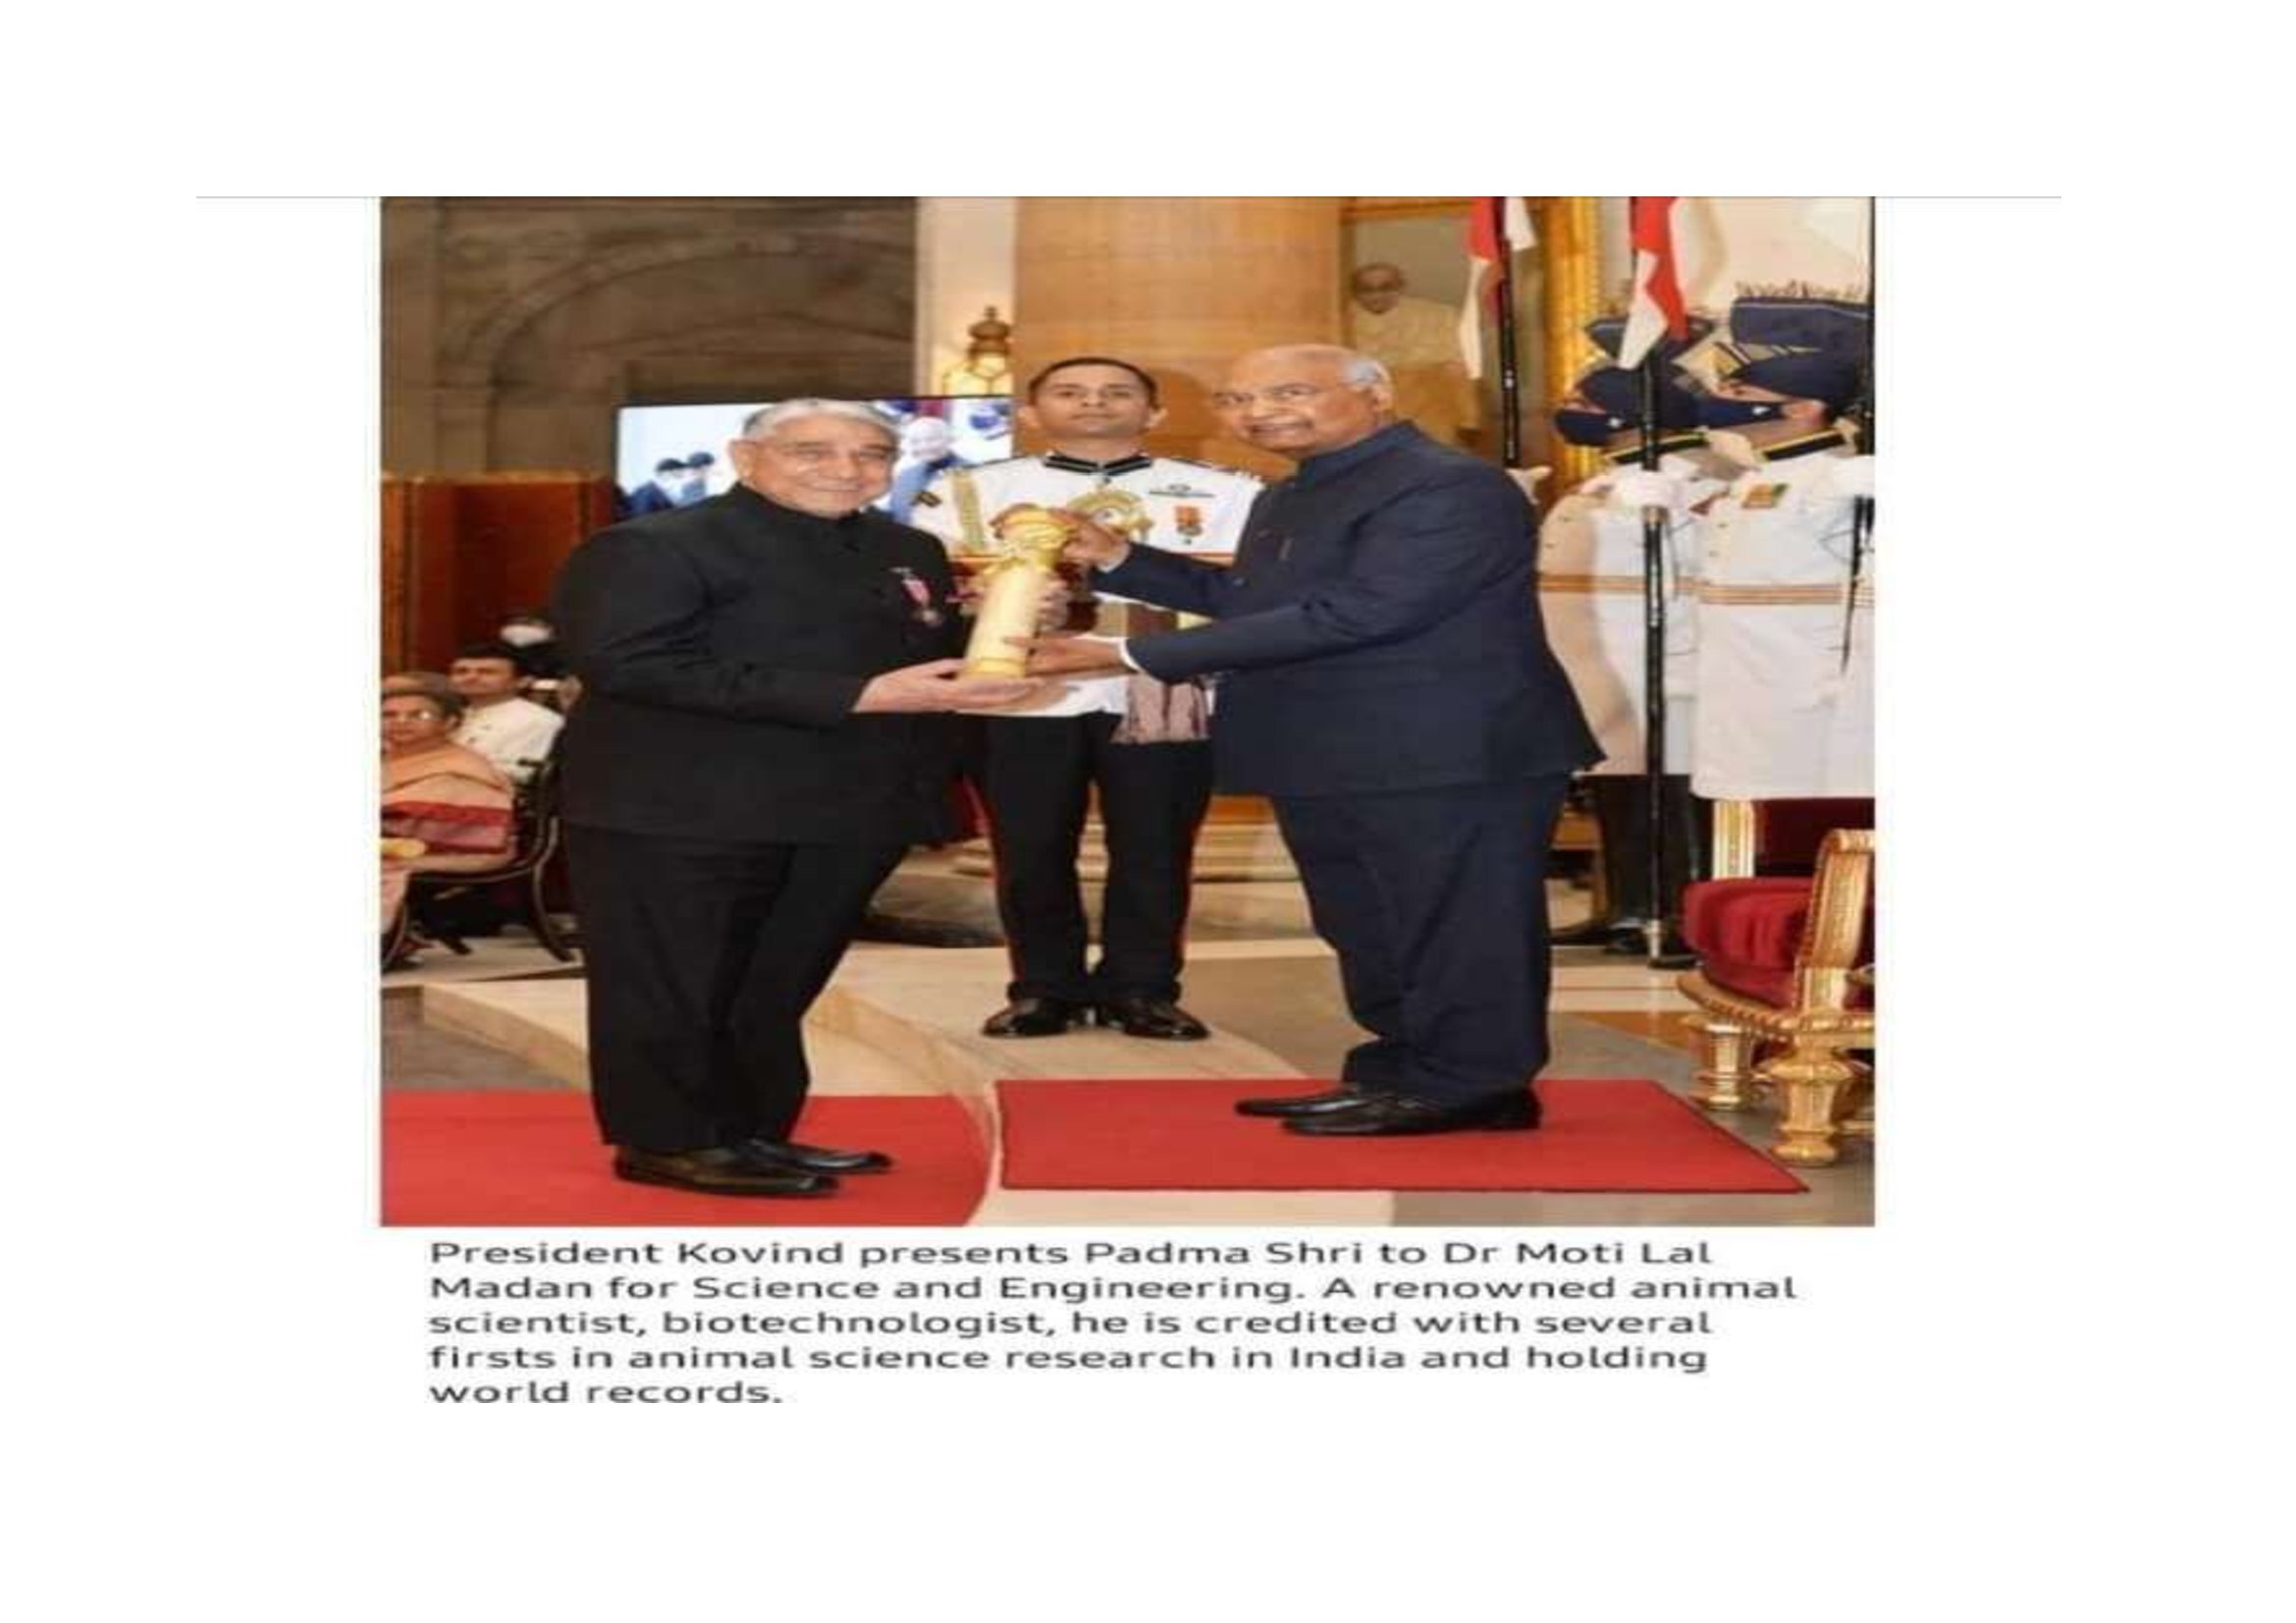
1606, 469, 1686, 513
1822, 455, 1877, 500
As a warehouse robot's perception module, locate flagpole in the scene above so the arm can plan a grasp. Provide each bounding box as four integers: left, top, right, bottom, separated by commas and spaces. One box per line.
1617, 196, 1682, 966
1490, 197, 1525, 468
1636, 339, 1672, 966
1842, 201, 1876, 670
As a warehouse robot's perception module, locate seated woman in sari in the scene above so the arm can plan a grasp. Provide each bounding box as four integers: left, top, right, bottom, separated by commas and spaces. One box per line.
382, 688, 515, 940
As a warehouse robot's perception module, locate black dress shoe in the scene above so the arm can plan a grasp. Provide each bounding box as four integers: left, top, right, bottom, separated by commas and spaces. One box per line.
740, 1138, 893, 1174
1235, 1087, 1366, 1118
1549, 916, 1624, 947
1283, 1090, 1542, 1136
1093, 996, 1210, 1040
982, 997, 1085, 1038
612, 1146, 838, 1197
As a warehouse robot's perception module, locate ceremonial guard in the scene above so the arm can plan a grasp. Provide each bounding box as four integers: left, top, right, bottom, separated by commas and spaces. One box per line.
1539, 318, 1745, 952
910, 355, 1261, 1039
1687, 291, 1875, 800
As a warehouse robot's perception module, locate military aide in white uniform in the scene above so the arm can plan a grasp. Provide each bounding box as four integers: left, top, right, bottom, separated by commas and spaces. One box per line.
1687, 295, 1875, 801
910, 356, 1260, 1040
1538, 324, 1742, 952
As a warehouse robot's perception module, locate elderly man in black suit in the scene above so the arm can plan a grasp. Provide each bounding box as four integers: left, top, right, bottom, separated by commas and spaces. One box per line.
552, 400, 1038, 1197
1025, 345, 1600, 1135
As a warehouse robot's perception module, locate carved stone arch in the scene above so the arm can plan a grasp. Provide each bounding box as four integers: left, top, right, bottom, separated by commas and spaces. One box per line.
418, 207, 916, 474
442, 230, 866, 383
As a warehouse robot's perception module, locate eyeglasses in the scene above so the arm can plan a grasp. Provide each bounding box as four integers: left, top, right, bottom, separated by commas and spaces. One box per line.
1208, 384, 1337, 410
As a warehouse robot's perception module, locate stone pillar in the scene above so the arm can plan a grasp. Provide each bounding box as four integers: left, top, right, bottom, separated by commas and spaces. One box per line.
380, 199, 445, 474
1014, 196, 1343, 477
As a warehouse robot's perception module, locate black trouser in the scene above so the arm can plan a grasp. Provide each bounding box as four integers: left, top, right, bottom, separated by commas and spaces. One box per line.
976, 713, 1213, 1003
1588, 774, 1711, 923
1273, 775, 1573, 1105
563, 825, 905, 1152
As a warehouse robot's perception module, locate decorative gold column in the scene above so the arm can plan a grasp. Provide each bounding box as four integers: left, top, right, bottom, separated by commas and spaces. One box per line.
1536, 196, 1606, 491
1013, 197, 1343, 478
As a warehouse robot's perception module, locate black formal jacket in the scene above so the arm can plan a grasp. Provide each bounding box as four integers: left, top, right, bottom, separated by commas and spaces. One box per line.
1100, 422, 1601, 799
551, 484, 965, 844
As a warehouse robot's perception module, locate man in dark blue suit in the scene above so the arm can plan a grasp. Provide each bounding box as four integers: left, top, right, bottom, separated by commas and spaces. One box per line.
1025, 345, 1601, 1135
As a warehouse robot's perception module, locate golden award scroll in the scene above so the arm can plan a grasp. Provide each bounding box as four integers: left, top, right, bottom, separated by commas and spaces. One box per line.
961, 505, 1077, 677
959, 492, 1157, 676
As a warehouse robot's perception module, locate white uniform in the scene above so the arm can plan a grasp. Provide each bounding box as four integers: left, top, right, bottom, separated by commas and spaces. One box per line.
1691, 439, 1875, 799
454, 695, 562, 784
910, 453, 1260, 718
1536, 448, 1735, 775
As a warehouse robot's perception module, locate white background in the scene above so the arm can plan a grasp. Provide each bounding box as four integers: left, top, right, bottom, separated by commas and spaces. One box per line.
13, 7, 2275, 1620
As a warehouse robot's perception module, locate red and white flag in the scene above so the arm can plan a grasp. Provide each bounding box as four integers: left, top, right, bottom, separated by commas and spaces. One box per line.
1616, 195, 1688, 369
1458, 196, 1536, 380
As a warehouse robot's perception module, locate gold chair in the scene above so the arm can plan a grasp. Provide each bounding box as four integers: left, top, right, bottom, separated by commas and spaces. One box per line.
1678, 801, 1875, 1167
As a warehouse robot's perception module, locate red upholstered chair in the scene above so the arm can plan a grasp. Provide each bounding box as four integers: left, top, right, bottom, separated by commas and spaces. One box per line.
1678, 799, 1875, 1166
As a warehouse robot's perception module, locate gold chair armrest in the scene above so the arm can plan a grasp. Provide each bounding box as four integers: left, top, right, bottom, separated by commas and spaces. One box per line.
1791, 828, 1876, 1010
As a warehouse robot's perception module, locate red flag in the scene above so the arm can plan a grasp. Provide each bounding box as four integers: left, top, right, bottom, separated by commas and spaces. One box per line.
1459, 197, 1535, 379
1617, 195, 1688, 369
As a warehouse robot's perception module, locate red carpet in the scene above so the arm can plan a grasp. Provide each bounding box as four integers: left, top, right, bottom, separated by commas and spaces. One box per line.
995, 1078, 1807, 1193
383, 1092, 991, 1226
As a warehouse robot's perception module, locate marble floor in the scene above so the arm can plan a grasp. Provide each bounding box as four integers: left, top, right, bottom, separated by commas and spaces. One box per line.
382, 858, 1872, 1227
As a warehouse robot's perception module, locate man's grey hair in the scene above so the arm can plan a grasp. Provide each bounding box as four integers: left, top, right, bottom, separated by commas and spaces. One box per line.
1251, 344, 1390, 390
739, 399, 899, 445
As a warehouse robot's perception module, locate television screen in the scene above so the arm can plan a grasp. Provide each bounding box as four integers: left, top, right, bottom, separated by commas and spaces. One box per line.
614, 396, 1016, 523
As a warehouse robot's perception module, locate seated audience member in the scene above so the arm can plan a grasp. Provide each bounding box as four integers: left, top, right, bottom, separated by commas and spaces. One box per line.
382, 670, 454, 701
380, 689, 515, 939
499, 611, 572, 708
448, 642, 564, 783
499, 611, 568, 682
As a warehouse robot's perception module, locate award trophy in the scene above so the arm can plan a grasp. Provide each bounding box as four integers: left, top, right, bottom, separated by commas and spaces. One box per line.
959, 492, 1156, 676
960, 505, 1077, 677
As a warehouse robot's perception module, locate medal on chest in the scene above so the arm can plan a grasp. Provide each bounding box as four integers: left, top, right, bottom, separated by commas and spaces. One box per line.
889, 566, 945, 627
